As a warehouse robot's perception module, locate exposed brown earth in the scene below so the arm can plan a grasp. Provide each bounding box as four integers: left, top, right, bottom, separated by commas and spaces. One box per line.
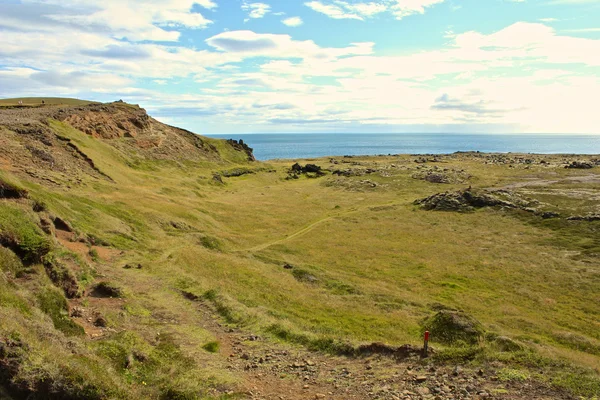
0, 101, 253, 186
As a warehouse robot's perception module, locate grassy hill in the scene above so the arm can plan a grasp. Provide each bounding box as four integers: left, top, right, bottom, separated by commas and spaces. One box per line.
0, 101, 598, 399
0, 97, 98, 107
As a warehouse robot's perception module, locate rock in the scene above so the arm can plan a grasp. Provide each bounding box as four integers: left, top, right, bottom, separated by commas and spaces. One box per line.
304, 164, 322, 173
567, 214, 600, 222
422, 310, 484, 345
452, 366, 462, 376
289, 163, 325, 177
225, 139, 255, 161
415, 375, 428, 382
416, 387, 430, 395
425, 173, 450, 184
565, 161, 593, 169
70, 306, 85, 318
540, 211, 560, 219
123, 263, 143, 269
414, 188, 528, 212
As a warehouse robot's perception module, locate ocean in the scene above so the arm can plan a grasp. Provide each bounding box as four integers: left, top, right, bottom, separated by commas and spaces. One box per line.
206, 133, 600, 161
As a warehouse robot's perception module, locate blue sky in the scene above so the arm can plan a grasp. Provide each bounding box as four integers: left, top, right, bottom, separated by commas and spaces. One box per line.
1, 0, 599, 134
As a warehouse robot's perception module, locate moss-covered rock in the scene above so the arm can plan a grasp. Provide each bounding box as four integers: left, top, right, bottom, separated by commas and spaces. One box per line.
422, 310, 485, 345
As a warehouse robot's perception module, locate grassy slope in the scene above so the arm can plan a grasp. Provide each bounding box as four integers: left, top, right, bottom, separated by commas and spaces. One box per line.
1, 119, 599, 398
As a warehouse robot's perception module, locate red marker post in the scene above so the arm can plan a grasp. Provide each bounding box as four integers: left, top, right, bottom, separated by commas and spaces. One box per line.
423, 331, 430, 358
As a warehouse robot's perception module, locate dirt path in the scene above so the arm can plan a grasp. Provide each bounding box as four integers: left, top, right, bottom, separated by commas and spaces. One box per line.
245, 201, 402, 253
52, 203, 575, 400
188, 298, 573, 400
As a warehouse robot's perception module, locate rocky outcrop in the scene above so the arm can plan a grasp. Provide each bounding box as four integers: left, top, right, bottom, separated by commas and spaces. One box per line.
414, 188, 528, 212
0, 101, 255, 186
565, 161, 594, 169
422, 310, 485, 345
567, 214, 600, 222
227, 139, 255, 161
288, 163, 325, 179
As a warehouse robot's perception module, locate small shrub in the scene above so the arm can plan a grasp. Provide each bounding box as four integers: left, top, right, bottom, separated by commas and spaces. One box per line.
89, 248, 99, 262
497, 368, 529, 382
0, 246, 24, 277
325, 280, 361, 295
198, 235, 222, 251
32, 199, 48, 212
202, 341, 220, 353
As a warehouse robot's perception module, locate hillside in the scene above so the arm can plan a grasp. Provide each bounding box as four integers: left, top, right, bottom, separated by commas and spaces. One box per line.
0, 101, 599, 400
0, 98, 97, 107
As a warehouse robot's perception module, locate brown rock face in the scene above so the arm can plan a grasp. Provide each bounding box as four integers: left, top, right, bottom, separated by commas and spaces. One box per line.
0, 101, 255, 186
61, 105, 151, 139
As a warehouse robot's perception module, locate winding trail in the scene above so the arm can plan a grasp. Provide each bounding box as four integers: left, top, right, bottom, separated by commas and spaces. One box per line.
244, 200, 403, 253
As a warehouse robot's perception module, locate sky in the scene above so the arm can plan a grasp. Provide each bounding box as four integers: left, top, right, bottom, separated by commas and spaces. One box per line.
1, 0, 599, 134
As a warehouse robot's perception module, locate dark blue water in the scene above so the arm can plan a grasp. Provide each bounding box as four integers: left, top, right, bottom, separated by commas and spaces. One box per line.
206, 133, 600, 161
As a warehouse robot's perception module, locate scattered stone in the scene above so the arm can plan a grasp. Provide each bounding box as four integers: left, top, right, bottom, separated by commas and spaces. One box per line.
565, 161, 594, 169
414, 188, 529, 212
540, 211, 560, 219
567, 214, 600, 222
123, 263, 143, 270
416, 387, 430, 395
70, 306, 85, 318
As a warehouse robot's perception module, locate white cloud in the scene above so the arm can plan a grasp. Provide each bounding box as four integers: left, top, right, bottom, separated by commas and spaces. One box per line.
305, 0, 446, 20
389, 0, 446, 19
282, 17, 304, 27
1, 1, 599, 135
304, 1, 363, 20
18, 0, 214, 42
564, 28, 600, 32
205, 30, 374, 59
242, 2, 272, 19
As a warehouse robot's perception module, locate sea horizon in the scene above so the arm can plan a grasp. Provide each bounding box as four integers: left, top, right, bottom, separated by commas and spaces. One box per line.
206, 132, 600, 161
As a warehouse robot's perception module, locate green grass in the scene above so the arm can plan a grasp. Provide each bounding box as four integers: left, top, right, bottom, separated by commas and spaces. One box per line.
37, 287, 85, 336
0, 127, 598, 398
0, 203, 52, 262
